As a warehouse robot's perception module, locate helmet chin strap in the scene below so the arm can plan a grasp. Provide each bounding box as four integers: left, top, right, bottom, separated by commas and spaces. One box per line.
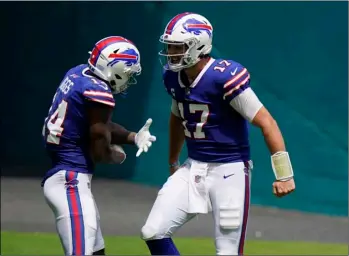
87, 62, 119, 94
168, 53, 199, 72
168, 40, 202, 72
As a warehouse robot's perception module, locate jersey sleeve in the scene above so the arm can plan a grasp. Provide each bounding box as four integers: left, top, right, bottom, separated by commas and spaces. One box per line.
162, 68, 173, 96
82, 80, 115, 108
162, 69, 180, 117
221, 65, 251, 102
218, 63, 263, 122
229, 88, 263, 122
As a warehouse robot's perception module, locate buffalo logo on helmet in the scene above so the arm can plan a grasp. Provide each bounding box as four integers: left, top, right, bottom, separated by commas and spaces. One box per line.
182, 18, 212, 37
107, 49, 139, 67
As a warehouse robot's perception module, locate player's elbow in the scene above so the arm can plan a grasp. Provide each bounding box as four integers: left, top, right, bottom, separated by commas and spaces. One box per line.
252, 106, 278, 132
170, 111, 183, 126
260, 118, 279, 138
261, 115, 278, 132
90, 123, 110, 140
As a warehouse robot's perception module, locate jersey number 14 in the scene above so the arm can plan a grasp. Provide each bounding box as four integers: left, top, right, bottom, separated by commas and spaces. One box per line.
42, 93, 68, 145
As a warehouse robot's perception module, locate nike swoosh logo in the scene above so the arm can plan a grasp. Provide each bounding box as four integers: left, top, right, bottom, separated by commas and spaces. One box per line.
223, 174, 235, 179
230, 67, 238, 76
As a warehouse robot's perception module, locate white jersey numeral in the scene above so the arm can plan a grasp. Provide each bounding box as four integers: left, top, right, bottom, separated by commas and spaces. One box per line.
213, 60, 232, 73
177, 103, 191, 138
177, 103, 209, 139
43, 100, 68, 145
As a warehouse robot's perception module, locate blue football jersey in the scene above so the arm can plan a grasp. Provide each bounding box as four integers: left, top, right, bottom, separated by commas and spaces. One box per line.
42, 64, 115, 183
163, 58, 251, 163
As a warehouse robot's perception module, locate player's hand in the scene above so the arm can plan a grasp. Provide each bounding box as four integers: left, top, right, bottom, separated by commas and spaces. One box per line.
170, 165, 179, 176
135, 118, 156, 157
272, 178, 295, 197
109, 144, 126, 164
169, 161, 180, 176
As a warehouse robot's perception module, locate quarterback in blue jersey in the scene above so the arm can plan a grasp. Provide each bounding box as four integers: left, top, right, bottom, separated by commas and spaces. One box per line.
141, 13, 295, 255
42, 36, 156, 256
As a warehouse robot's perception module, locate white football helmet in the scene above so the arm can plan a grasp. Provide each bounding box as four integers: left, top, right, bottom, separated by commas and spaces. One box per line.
159, 12, 213, 72
88, 36, 142, 94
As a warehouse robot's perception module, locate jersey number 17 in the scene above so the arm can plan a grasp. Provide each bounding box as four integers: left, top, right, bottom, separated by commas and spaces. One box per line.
177, 103, 209, 139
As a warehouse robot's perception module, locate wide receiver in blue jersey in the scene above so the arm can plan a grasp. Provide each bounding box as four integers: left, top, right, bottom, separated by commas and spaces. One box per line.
141, 13, 295, 255
42, 36, 156, 256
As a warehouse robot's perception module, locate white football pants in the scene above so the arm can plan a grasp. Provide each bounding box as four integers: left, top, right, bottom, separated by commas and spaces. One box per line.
43, 170, 105, 255
141, 158, 251, 255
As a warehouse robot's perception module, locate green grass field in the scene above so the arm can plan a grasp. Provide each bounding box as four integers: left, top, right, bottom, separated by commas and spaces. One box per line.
1, 231, 348, 255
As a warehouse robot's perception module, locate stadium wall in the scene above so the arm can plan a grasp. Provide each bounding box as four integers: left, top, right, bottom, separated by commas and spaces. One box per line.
132, 2, 348, 216
1, 2, 347, 216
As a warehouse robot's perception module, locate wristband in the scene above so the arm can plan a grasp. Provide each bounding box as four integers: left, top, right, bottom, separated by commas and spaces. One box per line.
271, 151, 294, 181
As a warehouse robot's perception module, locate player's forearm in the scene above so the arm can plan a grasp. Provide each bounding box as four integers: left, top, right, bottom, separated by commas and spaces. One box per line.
90, 123, 115, 163
251, 107, 286, 154
252, 107, 294, 180
109, 122, 136, 145
91, 135, 125, 164
261, 118, 295, 181
98, 145, 123, 164
169, 112, 185, 164
260, 119, 286, 154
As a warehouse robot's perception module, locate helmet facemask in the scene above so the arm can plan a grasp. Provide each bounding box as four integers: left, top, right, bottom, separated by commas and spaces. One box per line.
108, 63, 141, 95
159, 36, 201, 72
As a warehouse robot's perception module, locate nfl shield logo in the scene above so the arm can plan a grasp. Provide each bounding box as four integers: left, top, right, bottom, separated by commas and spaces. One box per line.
194, 175, 201, 183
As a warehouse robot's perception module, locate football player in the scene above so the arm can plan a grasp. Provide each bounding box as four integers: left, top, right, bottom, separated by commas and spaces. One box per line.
140, 13, 295, 255
42, 36, 156, 255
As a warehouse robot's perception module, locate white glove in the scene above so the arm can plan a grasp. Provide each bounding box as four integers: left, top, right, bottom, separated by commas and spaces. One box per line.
135, 118, 156, 157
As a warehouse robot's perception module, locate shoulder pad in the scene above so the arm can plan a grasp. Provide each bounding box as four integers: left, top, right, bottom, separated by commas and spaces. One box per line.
211, 59, 251, 101
82, 78, 115, 107
211, 59, 247, 82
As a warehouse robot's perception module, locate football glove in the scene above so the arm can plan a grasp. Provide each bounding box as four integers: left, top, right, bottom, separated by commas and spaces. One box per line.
135, 118, 156, 157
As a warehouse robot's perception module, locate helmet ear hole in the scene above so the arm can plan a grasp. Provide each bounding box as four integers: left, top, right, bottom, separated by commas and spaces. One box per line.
197, 45, 204, 51
115, 74, 122, 80
110, 80, 116, 86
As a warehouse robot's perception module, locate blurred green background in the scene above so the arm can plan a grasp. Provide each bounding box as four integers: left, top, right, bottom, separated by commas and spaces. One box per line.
1, 1, 347, 216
